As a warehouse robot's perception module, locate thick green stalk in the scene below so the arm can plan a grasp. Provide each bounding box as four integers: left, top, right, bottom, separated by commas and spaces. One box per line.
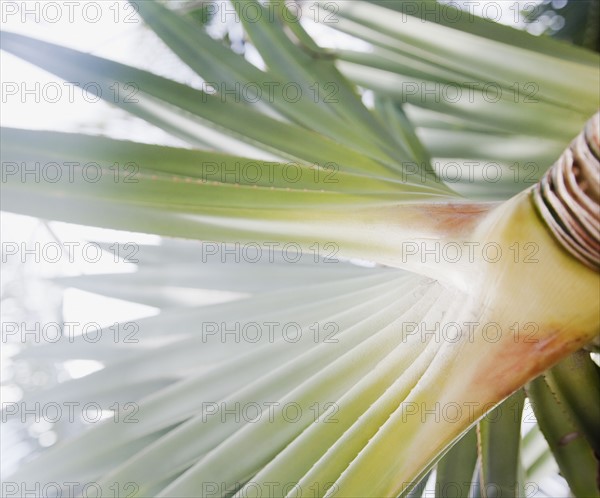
325, 114, 600, 497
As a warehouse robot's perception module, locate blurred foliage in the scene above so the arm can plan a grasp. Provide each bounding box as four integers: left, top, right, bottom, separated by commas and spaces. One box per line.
162, 0, 214, 26
524, 0, 600, 52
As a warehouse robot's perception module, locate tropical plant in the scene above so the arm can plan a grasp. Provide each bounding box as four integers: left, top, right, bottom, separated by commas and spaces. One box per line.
1, 1, 599, 497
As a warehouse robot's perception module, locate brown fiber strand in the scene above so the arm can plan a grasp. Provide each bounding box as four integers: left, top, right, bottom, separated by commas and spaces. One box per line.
532, 112, 600, 271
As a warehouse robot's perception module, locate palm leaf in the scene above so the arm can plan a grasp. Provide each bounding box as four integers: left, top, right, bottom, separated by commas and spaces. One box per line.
1, 1, 599, 497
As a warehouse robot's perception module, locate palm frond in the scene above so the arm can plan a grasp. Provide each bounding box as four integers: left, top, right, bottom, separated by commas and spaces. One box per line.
1, 1, 599, 497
